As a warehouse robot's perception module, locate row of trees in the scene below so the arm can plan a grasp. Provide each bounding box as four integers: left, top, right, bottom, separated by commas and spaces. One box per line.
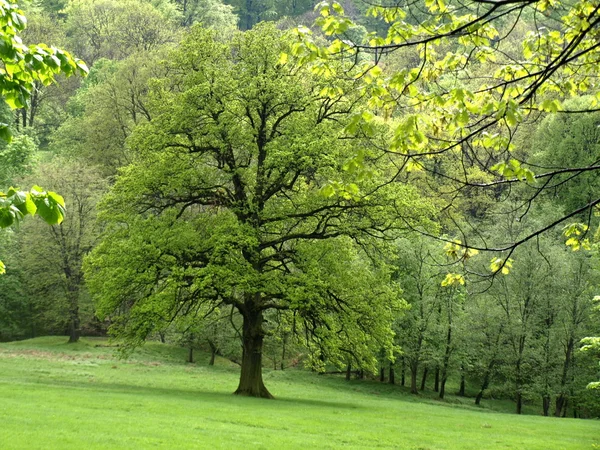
0, 0, 598, 414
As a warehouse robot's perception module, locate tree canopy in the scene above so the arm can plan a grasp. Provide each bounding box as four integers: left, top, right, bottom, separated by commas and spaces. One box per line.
85, 23, 436, 398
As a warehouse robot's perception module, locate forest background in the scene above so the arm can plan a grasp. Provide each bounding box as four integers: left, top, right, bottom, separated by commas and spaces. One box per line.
0, 0, 598, 417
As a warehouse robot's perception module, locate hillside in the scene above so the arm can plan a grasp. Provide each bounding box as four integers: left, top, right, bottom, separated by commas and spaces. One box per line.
0, 337, 597, 449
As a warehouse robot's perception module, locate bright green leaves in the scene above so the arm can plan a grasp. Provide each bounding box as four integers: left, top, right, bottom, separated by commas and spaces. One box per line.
490, 257, 513, 275
444, 239, 479, 261
563, 223, 591, 251
320, 180, 361, 201
0, 186, 66, 273
315, 1, 351, 36
0, 0, 88, 132
0, 187, 65, 229
491, 160, 536, 183
31, 188, 66, 226
441, 272, 465, 287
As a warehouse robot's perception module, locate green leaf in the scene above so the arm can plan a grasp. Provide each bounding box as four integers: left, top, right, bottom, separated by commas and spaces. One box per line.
0, 123, 12, 142
0, 207, 15, 227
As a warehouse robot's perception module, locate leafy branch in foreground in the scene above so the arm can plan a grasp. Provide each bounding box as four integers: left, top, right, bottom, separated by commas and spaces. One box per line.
0, 186, 65, 273
294, 0, 600, 256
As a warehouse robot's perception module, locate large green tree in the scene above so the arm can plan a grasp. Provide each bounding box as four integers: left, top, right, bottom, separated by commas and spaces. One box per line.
86, 24, 433, 398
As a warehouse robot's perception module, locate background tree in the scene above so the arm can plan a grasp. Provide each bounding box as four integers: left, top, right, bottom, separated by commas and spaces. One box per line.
19, 159, 106, 342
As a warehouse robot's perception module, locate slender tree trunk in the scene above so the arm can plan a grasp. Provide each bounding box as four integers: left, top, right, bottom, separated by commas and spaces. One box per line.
515, 338, 525, 415
208, 340, 217, 366
389, 363, 395, 385
439, 324, 453, 399
234, 308, 273, 399
542, 395, 551, 417
380, 367, 385, 382
516, 391, 523, 415
439, 373, 447, 399
346, 363, 351, 381
475, 360, 495, 405
280, 333, 287, 370
434, 367, 440, 392
458, 371, 465, 397
420, 367, 428, 391
400, 357, 405, 386
67, 285, 80, 343
410, 362, 418, 394
359, 369, 364, 380
555, 395, 567, 418
188, 347, 194, 363
158, 331, 166, 343
555, 336, 574, 417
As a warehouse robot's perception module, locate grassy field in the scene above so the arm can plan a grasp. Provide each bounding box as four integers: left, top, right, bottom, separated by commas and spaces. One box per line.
0, 337, 598, 449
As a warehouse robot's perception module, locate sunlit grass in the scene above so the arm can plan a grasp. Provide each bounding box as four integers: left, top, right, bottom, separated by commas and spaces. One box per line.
0, 337, 597, 449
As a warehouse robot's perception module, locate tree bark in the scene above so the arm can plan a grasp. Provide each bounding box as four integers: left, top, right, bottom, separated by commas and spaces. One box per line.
234, 308, 273, 399
280, 333, 287, 370
400, 357, 405, 386
380, 367, 385, 382
434, 367, 440, 392
554, 335, 574, 417
475, 360, 495, 406
516, 391, 523, 415
420, 366, 428, 391
410, 362, 418, 394
389, 363, 395, 385
555, 395, 567, 418
542, 395, 550, 417
67, 285, 80, 344
208, 340, 216, 366
188, 347, 194, 363
458, 371, 465, 397
439, 375, 447, 399
346, 363, 352, 381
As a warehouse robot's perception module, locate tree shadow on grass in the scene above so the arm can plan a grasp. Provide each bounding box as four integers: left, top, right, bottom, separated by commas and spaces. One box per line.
28, 377, 362, 410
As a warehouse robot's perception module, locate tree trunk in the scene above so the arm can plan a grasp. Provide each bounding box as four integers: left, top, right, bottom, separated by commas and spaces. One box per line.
458, 372, 465, 397
515, 355, 523, 415
400, 357, 405, 386
420, 367, 428, 391
542, 395, 550, 417
434, 367, 440, 393
389, 363, 395, 385
555, 336, 575, 417
208, 340, 216, 366
188, 347, 194, 363
280, 333, 287, 371
68, 309, 80, 343
410, 363, 418, 394
234, 308, 273, 399
380, 367, 385, 382
475, 360, 495, 406
439, 373, 447, 399
346, 363, 351, 381
555, 394, 567, 418
67, 287, 80, 343
66, 277, 81, 344
439, 319, 453, 399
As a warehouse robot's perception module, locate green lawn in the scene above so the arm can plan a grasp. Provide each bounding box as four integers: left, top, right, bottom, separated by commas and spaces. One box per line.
0, 337, 597, 449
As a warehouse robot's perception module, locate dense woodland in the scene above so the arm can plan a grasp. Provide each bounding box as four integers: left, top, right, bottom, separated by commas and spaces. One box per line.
0, 0, 599, 417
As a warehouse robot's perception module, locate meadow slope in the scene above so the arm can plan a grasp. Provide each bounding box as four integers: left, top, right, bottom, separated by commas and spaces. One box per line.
0, 337, 597, 449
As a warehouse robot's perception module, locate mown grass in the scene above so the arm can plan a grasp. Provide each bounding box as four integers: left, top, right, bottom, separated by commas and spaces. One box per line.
0, 337, 598, 449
